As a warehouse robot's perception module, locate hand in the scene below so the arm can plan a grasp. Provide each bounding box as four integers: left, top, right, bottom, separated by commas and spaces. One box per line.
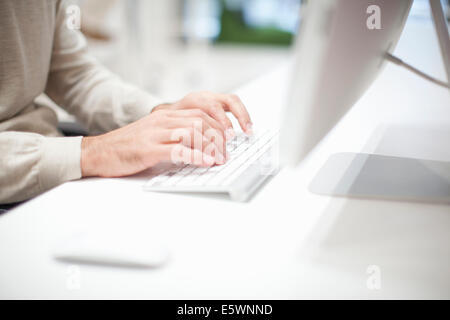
152, 91, 253, 139
81, 108, 228, 177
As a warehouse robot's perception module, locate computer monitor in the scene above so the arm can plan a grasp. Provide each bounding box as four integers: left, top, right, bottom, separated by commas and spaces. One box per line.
280, 0, 450, 204
281, 0, 413, 165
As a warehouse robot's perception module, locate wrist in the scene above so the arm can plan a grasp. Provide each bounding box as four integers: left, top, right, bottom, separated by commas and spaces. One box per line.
81, 136, 103, 177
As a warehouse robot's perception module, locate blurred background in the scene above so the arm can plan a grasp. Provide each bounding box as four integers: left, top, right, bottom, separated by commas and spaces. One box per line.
53, 0, 449, 121
79, 0, 302, 101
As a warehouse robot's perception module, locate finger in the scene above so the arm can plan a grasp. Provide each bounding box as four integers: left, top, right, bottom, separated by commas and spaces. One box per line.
191, 126, 226, 163
205, 103, 235, 139
165, 111, 226, 140
160, 128, 226, 164
203, 127, 227, 163
159, 144, 216, 167
164, 109, 226, 136
216, 94, 252, 134
164, 116, 226, 156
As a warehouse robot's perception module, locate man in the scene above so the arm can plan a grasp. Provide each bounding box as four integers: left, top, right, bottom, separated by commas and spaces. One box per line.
0, 0, 252, 204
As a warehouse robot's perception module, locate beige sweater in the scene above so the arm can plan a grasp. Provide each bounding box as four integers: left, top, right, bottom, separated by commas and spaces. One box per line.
0, 0, 161, 204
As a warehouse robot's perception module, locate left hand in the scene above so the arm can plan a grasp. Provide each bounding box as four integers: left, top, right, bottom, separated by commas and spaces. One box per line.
152, 91, 253, 139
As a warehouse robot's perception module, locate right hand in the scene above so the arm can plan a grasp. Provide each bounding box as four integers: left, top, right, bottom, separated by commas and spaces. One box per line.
81, 108, 227, 177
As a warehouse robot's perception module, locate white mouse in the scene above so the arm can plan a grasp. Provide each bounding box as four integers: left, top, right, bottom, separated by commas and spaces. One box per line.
53, 231, 170, 268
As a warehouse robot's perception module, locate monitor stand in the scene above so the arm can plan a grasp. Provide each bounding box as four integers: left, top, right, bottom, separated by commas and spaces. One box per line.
309, 122, 450, 204
429, 0, 450, 86
309, 1, 450, 204
309, 151, 450, 204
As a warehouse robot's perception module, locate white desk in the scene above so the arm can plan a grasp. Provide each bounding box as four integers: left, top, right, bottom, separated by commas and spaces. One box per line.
0, 15, 449, 299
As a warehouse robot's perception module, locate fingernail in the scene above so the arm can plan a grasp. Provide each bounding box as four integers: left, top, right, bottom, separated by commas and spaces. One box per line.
204, 155, 215, 166
216, 152, 226, 165
245, 123, 253, 135
225, 128, 235, 140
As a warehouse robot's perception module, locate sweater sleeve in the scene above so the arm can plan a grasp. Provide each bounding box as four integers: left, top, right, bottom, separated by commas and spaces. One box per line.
0, 132, 82, 204
45, 0, 162, 135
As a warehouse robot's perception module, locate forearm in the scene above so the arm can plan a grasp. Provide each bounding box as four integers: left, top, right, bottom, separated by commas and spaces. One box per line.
47, 64, 162, 134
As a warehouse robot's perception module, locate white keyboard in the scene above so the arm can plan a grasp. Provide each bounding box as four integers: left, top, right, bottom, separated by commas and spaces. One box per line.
143, 130, 279, 201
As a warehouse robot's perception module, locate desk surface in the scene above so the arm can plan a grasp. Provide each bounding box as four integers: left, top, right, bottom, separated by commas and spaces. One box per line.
1, 15, 449, 299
